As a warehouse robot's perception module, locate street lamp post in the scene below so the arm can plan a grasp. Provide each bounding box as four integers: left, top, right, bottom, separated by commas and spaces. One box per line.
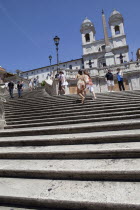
49, 55, 52, 66
53, 36, 60, 74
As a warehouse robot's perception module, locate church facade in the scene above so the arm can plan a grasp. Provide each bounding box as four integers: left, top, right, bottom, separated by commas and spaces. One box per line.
19, 9, 140, 93
81, 10, 129, 69
20, 9, 129, 82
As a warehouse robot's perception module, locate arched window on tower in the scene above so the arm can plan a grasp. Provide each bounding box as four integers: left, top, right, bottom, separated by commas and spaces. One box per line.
85, 33, 90, 42
115, 25, 120, 35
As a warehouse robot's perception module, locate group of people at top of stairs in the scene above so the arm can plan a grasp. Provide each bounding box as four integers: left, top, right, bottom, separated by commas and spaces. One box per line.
58, 68, 125, 104
106, 68, 125, 92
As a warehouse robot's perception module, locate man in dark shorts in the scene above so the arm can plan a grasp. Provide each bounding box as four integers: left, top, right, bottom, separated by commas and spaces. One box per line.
105, 69, 114, 92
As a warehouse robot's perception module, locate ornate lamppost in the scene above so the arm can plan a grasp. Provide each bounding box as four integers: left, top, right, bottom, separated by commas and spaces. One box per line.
53, 36, 60, 74
49, 55, 52, 66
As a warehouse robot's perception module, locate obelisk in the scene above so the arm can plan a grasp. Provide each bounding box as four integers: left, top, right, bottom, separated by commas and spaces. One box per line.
102, 10, 115, 66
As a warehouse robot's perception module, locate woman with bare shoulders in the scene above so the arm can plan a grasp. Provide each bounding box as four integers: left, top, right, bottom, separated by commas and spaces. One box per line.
76, 70, 86, 104
84, 70, 97, 100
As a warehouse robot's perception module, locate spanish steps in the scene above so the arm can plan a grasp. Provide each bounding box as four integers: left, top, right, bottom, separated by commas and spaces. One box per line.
0, 88, 140, 209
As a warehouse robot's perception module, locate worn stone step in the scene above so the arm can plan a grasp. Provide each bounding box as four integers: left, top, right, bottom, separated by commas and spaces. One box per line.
5, 105, 140, 122
5, 95, 140, 108
0, 142, 139, 159
0, 206, 37, 210
0, 178, 139, 209
0, 129, 140, 147
5, 112, 140, 129
6, 109, 140, 126
1, 119, 140, 137
5, 102, 140, 119
0, 159, 139, 181
4, 99, 140, 116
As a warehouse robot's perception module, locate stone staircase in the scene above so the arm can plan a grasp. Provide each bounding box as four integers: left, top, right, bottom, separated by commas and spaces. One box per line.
0, 89, 140, 209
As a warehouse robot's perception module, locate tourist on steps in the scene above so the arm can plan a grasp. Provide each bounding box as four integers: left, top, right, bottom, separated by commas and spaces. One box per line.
17, 81, 23, 98
76, 70, 86, 104
105, 69, 114, 92
84, 70, 97, 100
58, 71, 66, 95
117, 68, 125, 91
29, 79, 33, 91
8, 80, 14, 99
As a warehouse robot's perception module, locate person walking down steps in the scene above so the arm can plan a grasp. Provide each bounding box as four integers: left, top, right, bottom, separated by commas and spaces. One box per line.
105, 69, 114, 92
76, 70, 86, 104
17, 81, 23, 98
8, 80, 14, 99
117, 68, 125, 91
84, 70, 97, 100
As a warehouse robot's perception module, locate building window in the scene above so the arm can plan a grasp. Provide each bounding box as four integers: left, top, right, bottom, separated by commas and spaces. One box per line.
85, 33, 90, 42
37, 71, 38, 73
41, 69, 44, 72
26, 73, 28, 76
32, 72, 34, 74
63, 64, 65, 67
52, 67, 54, 69
69, 65, 72, 69
75, 62, 77, 64
115, 25, 120, 35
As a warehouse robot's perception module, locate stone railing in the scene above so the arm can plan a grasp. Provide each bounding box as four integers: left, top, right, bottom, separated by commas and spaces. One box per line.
45, 79, 59, 95
0, 85, 6, 129
64, 61, 140, 79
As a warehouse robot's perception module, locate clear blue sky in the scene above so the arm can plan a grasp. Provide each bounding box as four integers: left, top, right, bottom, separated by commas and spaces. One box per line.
0, 0, 139, 73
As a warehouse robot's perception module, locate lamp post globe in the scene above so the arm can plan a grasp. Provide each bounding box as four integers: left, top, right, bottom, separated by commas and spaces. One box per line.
49, 55, 52, 66
53, 36, 60, 46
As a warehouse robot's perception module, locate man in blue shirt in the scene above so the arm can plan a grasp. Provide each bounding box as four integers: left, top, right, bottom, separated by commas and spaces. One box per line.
117, 68, 125, 91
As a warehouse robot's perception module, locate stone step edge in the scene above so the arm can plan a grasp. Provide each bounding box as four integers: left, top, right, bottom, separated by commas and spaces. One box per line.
0, 194, 139, 210
6, 110, 140, 125
2, 119, 140, 136
0, 168, 139, 181
5, 113, 140, 129
0, 149, 139, 159
0, 129, 140, 146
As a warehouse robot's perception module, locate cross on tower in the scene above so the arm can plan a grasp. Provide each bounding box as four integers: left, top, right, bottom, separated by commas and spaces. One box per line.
86, 60, 94, 68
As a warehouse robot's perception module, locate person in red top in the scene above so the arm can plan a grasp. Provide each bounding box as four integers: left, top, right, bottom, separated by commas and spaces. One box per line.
84, 71, 97, 100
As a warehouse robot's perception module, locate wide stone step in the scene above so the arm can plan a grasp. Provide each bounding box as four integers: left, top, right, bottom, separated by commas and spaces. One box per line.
0, 129, 140, 147
5, 104, 140, 122
0, 142, 139, 159
0, 178, 139, 209
4, 99, 140, 116
0, 159, 139, 181
6, 109, 140, 125
1, 119, 140, 137
0, 206, 37, 210
5, 113, 140, 129
5, 95, 140, 109
5, 102, 140, 119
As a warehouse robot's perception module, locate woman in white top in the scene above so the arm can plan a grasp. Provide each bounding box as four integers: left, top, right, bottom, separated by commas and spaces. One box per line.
84, 70, 97, 100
